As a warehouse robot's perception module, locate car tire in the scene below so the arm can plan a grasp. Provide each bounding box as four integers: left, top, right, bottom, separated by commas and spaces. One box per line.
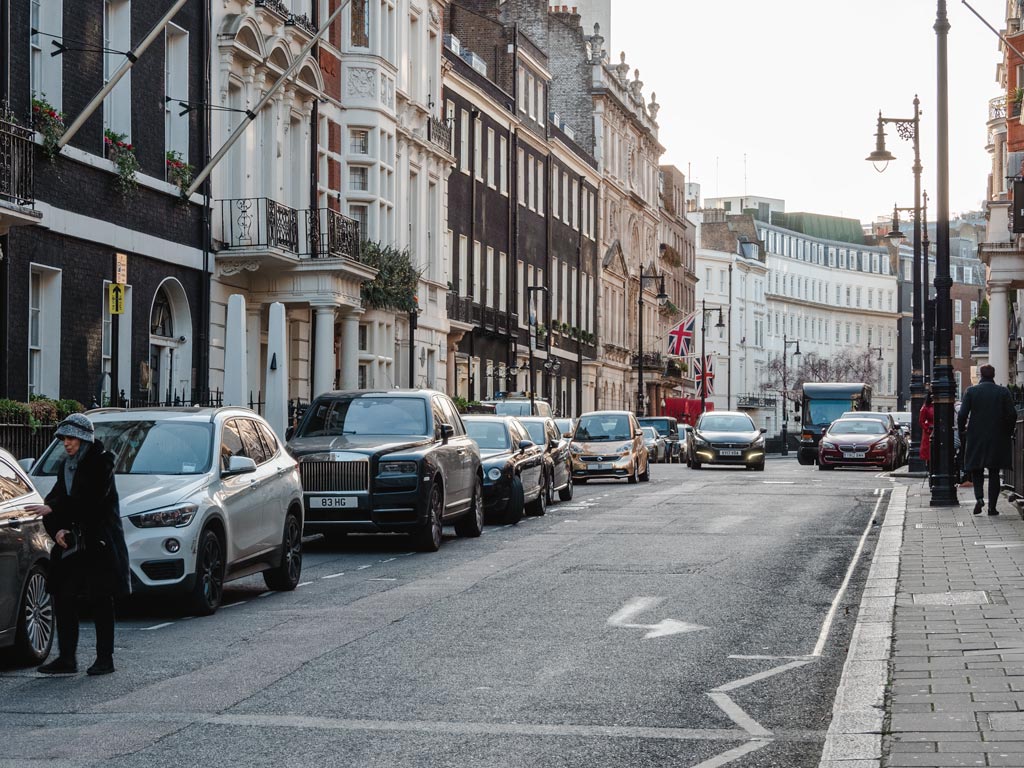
263, 510, 303, 592
454, 476, 484, 538
692, 461, 702, 470
190, 528, 225, 616
14, 564, 53, 665
527, 477, 547, 516
627, 462, 639, 484
755, 462, 765, 472
414, 481, 445, 552
506, 476, 526, 524
576, 477, 588, 484
545, 471, 556, 506
639, 459, 650, 482
818, 462, 834, 471
558, 472, 574, 501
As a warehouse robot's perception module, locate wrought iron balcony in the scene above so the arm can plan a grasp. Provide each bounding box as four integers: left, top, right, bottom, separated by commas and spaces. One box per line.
427, 117, 452, 153
990, 95, 1007, 122
219, 197, 299, 253
446, 292, 473, 325
972, 317, 989, 354
631, 351, 664, 370
0, 109, 35, 210
305, 207, 360, 259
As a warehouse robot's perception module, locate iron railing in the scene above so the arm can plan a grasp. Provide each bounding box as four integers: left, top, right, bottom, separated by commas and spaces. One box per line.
305, 207, 361, 259
0, 424, 55, 461
972, 317, 989, 353
0, 109, 34, 208
446, 292, 473, 324
990, 95, 1007, 122
219, 197, 299, 253
631, 351, 664, 370
427, 116, 452, 153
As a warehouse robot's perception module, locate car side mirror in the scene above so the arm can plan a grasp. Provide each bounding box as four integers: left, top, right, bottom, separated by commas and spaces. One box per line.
562, 432, 573, 439
440, 423, 455, 443
519, 439, 534, 452
18, 457, 34, 473
224, 455, 258, 476
821, 427, 828, 435
759, 428, 767, 434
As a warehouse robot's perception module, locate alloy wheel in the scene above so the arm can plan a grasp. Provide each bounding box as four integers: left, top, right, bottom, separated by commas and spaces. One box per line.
428, 484, 444, 549
284, 516, 302, 584
201, 535, 224, 607
23, 571, 53, 659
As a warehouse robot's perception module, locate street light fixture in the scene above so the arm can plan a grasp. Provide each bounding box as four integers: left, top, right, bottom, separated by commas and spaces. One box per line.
780, 335, 801, 457
526, 285, 548, 416
408, 296, 421, 389
636, 270, 669, 416
698, 299, 726, 417
866, 95, 926, 475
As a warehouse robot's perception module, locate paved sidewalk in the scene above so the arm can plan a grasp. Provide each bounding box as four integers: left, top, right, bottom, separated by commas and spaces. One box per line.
821, 479, 1024, 768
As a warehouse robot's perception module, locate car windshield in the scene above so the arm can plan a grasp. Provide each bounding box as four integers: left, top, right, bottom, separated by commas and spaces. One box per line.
698, 414, 755, 432
555, 419, 573, 435
639, 418, 672, 435
35, 420, 214, 476
842, 411, 887, 423
297, 397, 429, 437
642, 427, 658, 439
807, 399, 854, 427
521, 421, 547, 446
892, 412, 911, 426
493, 401, 532, 416
830, 420, 886, 435
575, 414, 631, 442
465, 420, 509, 450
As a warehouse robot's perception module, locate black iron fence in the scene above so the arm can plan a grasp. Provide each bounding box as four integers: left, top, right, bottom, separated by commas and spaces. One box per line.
1007, 415, 1024, 499
0, 108, 34, 207
219, 197, 299, 253
0, 424, 55, 461
305, 207, 361, 259
427, 116, 452, 153
631, 352, 664, 370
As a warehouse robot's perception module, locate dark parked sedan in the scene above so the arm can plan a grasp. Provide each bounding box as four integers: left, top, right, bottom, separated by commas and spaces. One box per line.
690, 411, 766, 471
287, 390, 484, 552
0, 449, 54, 665
818, 418, 899, 471
464, 416, 547, 523
519, 416, 574, 504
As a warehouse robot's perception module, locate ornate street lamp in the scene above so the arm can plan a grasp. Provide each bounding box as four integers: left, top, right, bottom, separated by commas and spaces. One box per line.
636, 270, 668, 416
526, 285, 548, 416
867, 97, 925, 474
698, 299, 726, 417
780, 335, 801, 457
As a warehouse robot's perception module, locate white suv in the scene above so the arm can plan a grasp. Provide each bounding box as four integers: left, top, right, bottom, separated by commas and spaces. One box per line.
27, 407, 304, 614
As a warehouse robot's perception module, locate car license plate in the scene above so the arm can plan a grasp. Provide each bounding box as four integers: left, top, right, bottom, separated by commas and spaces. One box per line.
593, 463, 612, 471
719, 449, 742, 457
309, 495, 358, 509
842, 452, 866, 459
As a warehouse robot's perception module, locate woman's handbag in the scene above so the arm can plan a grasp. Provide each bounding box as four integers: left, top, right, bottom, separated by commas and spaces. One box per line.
62, 525, 86, 557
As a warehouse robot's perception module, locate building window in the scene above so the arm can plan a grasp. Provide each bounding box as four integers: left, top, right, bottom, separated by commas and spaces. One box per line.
473, 241, 482, 304
955, 334, 962, 358
473, 118, 482, 181
28, 266, 61, 398
350, 129, 370, 154
459, 111, 469, 172
517, 147, 525, 205
349, 166, 369, 191
458, 236, 468, 296
351, 0, 370, 48
498, 252, 507, 310
101, 282, 113, 403
103, 0, 132, 140
970, 300, 978, 320
954, 299, 962, 323
499, 136, 508, 195
164, 23, 189, 168
349, 204, 368, 240
31, 0, 63, 110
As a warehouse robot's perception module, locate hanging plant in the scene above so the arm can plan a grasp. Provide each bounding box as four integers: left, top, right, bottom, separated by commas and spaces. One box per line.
31, 94, 65, 161
104, 129, 140, 196
165, 150, 193, 201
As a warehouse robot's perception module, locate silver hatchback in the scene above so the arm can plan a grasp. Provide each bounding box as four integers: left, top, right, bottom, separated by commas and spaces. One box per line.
27, 407, 304, 615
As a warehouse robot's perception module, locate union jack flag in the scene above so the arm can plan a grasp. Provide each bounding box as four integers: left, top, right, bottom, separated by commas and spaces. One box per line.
694, 354, 715, 397
667, 312, 696, 357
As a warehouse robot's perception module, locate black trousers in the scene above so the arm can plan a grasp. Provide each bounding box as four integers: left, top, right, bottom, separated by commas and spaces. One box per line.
971, 467, 1002, 510
52, 581, 115, 662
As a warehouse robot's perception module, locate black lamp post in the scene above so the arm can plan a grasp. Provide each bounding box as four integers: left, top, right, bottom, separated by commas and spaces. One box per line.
699, 298, 726, 416
526, 285, 548, 416
636, 271, 669, 416
408, 297, 421, 389
780, 334, 801, 457
867, 96, 926, 474
543, 357, 562, 415
922, 191, 934, 383
930, 0, 957, 505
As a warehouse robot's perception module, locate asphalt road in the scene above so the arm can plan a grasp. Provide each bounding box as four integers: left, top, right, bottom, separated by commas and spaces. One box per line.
0, 458, 893, 768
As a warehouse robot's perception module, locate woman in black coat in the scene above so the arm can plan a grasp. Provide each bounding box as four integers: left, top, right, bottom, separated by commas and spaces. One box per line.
26, 413, 130, 675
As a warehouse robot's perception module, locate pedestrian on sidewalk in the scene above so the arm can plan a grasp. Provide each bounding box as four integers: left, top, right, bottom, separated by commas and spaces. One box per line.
25, 414, 130, 675
957, 364, 1017, 515
919, 391, 934, 472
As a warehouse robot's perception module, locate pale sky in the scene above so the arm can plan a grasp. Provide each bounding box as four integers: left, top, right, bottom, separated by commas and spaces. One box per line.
608, 0, 1001, 225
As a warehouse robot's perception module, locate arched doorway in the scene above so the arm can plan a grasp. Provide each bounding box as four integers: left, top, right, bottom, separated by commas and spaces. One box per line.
148, 279, 193, 403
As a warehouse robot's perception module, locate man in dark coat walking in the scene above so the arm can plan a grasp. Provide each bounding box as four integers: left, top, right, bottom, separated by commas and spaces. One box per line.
26, 413, 130, 675
957, 364, 1018, 516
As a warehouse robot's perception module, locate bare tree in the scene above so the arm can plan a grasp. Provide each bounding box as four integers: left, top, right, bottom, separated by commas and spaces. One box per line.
761, 349, 882, 407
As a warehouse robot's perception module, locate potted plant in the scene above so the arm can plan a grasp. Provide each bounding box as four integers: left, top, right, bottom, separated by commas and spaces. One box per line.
165, 150, 193, 201
104, 129, 140, 196
1013, 87, 1023, 116
31, 94, 64, 161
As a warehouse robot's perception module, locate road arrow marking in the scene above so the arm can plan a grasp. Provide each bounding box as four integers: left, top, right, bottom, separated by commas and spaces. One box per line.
607, 597, 708, 639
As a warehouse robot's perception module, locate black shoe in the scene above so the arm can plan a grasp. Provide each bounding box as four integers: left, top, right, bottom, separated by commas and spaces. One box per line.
86, 658, 115, 676
988, 508, 1000, 516
38, 658, 77, 675
974, 500, 984, 515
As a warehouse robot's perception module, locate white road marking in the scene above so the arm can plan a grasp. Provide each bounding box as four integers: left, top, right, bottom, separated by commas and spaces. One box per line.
223, 601, 248, 609
811, 489, 887, 657
381, 558, 397, 563
257, 591, 273, 598
711, 659, 814, 693
356, 565, 372, 570
140, 622, 174, 631
322, 572, 345, 579
607, 597, 708, 639
688, 739, 773, 768
762, 481, 794, 484
296, 581, 314, 587
706, 693, 772, 737
368, 578, 397, 582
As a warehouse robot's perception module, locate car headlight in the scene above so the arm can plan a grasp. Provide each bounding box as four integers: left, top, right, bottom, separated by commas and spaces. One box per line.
379, 460, 417, 474
821, 441, 836, 450
870, 440, 889, 451
693, 437, 708, 447
569, 443, 583, 454
129, 504, 198, 529
487, 467, 504, 481
616, 443, 633, 455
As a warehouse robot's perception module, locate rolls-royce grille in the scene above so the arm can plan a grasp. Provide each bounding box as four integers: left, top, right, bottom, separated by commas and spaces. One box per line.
300, 461, 369, 492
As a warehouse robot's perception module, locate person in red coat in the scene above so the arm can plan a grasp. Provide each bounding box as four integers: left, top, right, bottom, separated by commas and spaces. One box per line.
919, 392, 934, 467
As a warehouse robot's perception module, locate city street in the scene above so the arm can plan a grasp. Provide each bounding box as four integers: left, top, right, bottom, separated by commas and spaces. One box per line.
1, 460, 893, 768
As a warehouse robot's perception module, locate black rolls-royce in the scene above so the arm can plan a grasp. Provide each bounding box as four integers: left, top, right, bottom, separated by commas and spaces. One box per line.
463, 416, 546, 523
287, 390, 483, 552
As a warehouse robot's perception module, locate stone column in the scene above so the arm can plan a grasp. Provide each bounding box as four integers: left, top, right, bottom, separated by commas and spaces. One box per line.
246, 306, 262, 405
990, 280, 1011, 385
224, 295, 248, 406
312, 304, 337, 398
340, 309, 362, 390
265, 302, 288, 440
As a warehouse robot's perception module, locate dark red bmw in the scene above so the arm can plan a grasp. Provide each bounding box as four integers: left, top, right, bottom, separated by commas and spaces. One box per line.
818, 418, 898, 471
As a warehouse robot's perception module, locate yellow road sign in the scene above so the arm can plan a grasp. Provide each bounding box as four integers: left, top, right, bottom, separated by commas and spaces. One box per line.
108, 283, 126, 315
